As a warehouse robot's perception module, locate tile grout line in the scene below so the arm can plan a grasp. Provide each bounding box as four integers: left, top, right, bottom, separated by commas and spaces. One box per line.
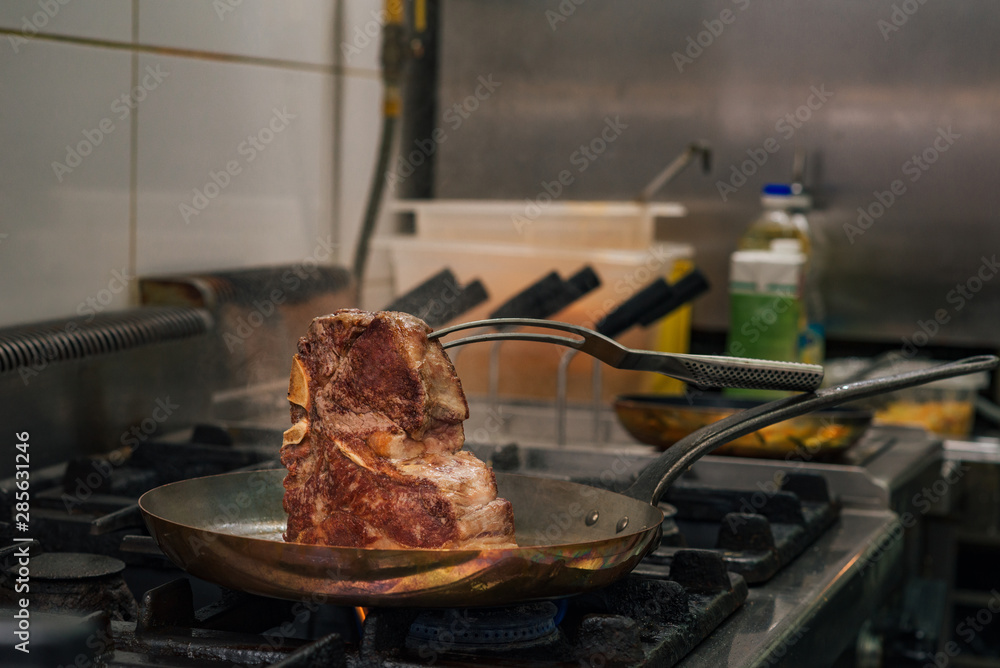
331, 0, 346, 268
128, 0, 139, 298
0, 27, 383, 77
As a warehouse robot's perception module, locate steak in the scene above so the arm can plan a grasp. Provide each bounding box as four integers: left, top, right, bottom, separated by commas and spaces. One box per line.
280, 309, 516, 549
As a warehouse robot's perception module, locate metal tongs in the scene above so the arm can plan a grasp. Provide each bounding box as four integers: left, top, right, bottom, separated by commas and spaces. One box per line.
430, 318, 824, 392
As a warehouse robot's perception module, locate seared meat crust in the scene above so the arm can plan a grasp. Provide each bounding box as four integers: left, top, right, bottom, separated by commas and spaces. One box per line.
280, 309, 516, 549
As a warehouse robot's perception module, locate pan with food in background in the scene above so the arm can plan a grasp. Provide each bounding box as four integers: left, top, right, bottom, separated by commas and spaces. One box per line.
614, 394, 872, 459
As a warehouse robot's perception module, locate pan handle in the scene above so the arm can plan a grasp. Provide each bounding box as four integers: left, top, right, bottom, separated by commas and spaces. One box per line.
624, 355, 999, 505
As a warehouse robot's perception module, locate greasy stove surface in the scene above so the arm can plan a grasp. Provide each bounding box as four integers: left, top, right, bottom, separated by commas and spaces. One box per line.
0, 419, 919, 667
0, 507, 897, 668
0, 549, 747, 667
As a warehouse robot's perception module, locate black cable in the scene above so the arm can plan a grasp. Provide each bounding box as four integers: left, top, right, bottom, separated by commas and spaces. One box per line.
351, 113, 398, 297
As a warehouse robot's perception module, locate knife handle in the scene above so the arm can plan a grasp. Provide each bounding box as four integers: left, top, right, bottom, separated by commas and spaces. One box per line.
384, 268, 459, 316
595, 278, 672, 339
489, 271, 565, 320
637, 268, 710, 327
425, 279, 489, 327
541, 265, 602, 318
564, 266, 600, 298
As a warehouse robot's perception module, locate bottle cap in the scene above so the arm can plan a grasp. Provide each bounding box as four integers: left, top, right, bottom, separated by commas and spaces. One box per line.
770, 238, 804, 254
761, 183, 812, 211
762, 183, 795, 196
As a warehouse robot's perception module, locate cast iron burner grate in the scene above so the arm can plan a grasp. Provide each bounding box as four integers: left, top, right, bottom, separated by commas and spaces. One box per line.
0, 551, 138, 621
0, 425, 275, 559
0, 542, 747, 668
405, 602, 561, 654
569, 471, 839, 585
361, 549, 747, 667
642, 471, 841, 584
0, 552, 746, 667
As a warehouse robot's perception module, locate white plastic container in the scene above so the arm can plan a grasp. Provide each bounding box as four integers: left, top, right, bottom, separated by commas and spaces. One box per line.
389, 199, 686, 250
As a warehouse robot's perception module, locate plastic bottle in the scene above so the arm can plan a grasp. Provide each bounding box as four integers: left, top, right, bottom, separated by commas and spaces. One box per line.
725, 245, 805, 399
726, 246, 804, 363
738, 184, 825, 364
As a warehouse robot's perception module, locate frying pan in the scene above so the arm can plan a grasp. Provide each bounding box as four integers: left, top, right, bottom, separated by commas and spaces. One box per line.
139, 355, 997, 607
614, 394, 873, 459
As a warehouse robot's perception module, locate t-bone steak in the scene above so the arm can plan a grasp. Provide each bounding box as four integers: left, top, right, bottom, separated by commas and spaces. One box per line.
280, 309, 516, 549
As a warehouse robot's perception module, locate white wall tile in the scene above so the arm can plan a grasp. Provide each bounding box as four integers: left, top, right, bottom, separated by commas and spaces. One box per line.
0, 0, 131, 46
138, 0, 336, 66
135, 53, 336, 276
341, 0, 383, 72
0, 40, 131, 327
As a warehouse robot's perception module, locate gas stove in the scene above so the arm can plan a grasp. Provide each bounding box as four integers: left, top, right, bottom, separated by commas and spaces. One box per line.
0, 395, 941, 667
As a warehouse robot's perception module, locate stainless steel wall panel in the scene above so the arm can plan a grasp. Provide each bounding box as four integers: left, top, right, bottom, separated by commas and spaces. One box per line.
434, 0, 1000, 346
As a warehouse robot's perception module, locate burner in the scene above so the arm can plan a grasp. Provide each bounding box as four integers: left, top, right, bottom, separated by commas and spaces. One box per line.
2, 552, 137, 621
405, 602, 560, 655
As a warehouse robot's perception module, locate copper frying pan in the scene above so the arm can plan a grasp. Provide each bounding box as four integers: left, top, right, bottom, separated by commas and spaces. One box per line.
138, 355, 997, 607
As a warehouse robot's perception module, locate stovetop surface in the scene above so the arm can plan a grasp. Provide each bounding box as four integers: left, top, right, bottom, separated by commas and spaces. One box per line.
0, 392, 936, 667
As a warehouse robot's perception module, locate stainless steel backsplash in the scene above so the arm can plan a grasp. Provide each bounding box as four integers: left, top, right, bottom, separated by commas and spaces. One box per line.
431, 0, 1000, 348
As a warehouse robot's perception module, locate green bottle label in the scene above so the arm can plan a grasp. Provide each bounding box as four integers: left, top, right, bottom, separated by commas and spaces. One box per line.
725, 293, 801, 400
726, 293, 801, 362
